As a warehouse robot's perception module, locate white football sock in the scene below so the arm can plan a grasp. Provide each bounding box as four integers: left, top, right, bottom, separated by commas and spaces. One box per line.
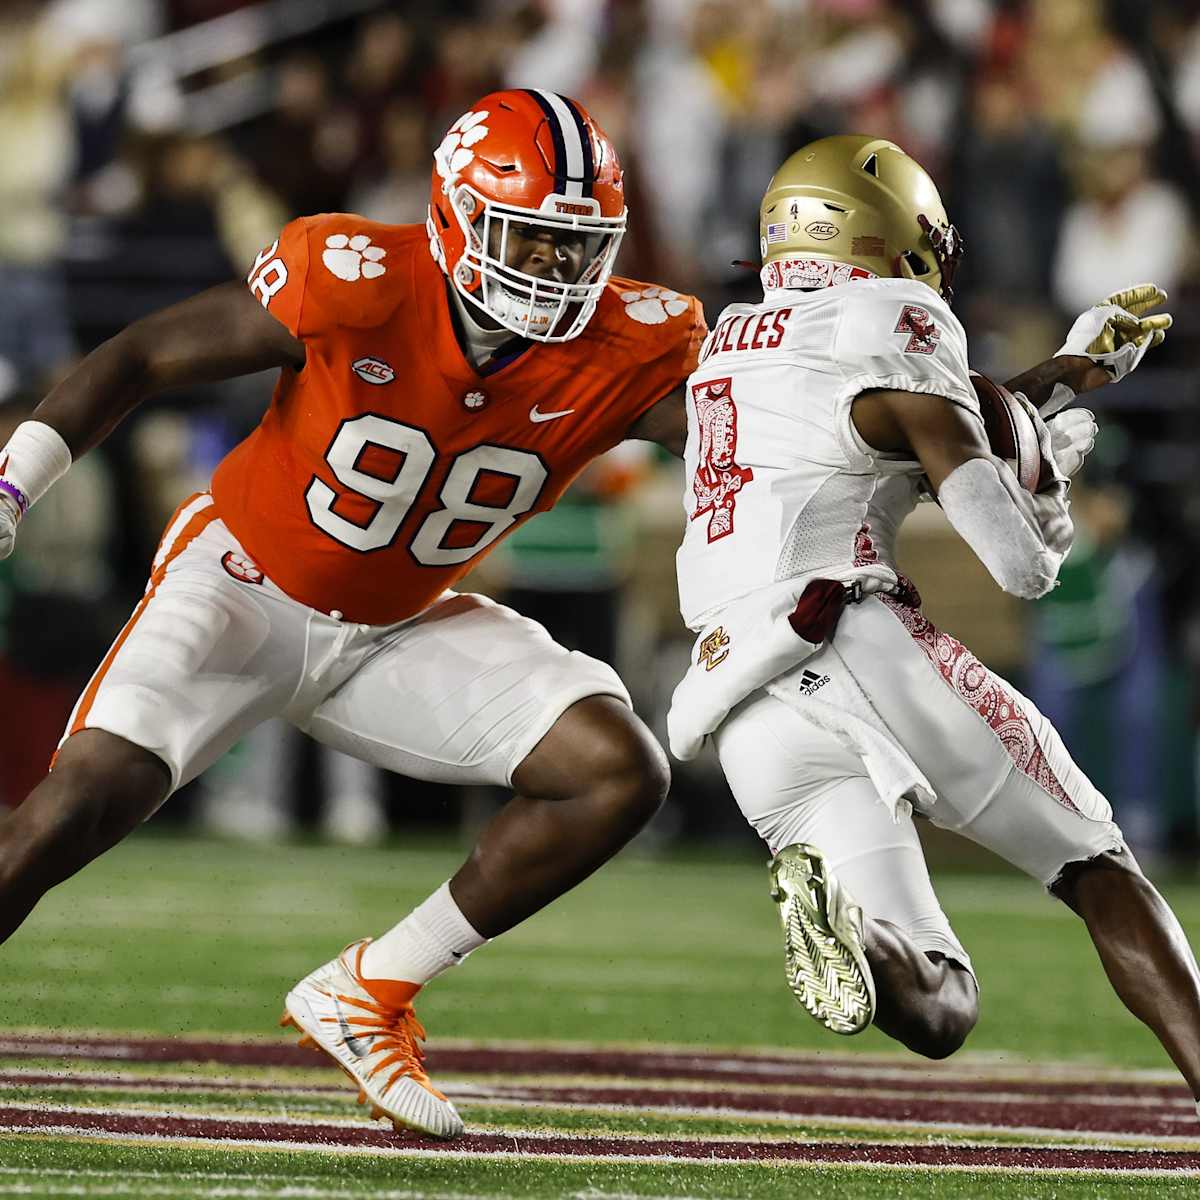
359, 881, 487, 985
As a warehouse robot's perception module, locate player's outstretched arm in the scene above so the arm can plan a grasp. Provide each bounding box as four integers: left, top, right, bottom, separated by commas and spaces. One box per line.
0, 283, 305, 560
35, 281, 305, 457
1004, 284, 1173, 415
1002, 356, 1102, 413
852, 388, 1071, 599
625, 385, 687, 457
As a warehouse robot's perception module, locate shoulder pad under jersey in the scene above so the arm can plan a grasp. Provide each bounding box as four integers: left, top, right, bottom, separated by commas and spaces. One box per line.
831, 278, 976, 415
246, 214, 422, 338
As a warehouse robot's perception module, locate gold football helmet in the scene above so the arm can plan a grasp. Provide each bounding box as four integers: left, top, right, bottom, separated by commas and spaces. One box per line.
759, 135, 963, 300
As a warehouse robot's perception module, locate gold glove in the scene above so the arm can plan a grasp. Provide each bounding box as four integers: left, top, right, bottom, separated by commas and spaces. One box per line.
1086, 284, 1173, 358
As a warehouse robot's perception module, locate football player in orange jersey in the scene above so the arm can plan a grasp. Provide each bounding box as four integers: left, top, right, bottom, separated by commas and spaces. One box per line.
0, 90, 704, 1139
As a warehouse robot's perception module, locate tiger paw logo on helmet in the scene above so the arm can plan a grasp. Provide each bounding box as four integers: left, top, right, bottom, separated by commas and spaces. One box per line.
434, 110, 490, 186
322, 234, 387, 282
622, 287, 689, 325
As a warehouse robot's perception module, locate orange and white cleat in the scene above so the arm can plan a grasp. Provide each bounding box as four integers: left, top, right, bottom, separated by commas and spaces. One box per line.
281, 939, 463, 1139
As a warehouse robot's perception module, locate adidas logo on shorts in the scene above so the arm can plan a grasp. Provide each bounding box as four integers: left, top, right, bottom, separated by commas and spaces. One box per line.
798, 668, 831, 696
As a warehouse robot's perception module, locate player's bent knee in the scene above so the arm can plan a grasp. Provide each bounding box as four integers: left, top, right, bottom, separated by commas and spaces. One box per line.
901, 962, 978, 1060
1050, 846, 1141, 916
42, 730, 171, 842
915, 1000, 977, 1060
518, 695, 670, 819
591, 717, 670, 825
908, 1002, 977, 1061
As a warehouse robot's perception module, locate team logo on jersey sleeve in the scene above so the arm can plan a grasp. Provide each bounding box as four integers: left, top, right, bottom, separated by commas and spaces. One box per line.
323, 234, 387, 282
621, 286, 689, 325
690, 377, 754, 543
894, 304, 940, 354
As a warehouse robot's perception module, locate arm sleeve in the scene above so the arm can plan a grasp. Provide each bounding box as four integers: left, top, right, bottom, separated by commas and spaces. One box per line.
833, 282, 978, 418
245, 217, 312, 339
937, 456, 1072, 599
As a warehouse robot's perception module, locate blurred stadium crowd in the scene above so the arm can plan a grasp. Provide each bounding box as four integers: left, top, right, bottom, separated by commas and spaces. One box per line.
1, 0, 1199, 853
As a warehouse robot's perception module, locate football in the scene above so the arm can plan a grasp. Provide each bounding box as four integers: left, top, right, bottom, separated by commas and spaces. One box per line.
971, 370, 1048, 493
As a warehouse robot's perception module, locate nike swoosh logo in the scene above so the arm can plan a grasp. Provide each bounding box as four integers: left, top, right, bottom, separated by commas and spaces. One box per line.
529, 405, 575, 423
332, 995, 371, 1059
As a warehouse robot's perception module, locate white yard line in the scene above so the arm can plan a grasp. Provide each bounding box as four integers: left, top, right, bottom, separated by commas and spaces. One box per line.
1, 1127, 1198, 1180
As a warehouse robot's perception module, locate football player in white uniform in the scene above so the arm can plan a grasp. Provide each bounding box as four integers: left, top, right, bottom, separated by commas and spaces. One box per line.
668, 135, 1200, 1104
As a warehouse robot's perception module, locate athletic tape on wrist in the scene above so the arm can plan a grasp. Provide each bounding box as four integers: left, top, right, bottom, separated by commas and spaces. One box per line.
0, 478, 29, 515
0, 421, 73, 517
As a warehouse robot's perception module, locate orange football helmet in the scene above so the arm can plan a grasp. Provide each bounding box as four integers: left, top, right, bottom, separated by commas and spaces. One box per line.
427, 89, 627, 342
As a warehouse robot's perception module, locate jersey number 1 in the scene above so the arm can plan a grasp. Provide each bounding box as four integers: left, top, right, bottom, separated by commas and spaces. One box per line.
306, 413, 548, 564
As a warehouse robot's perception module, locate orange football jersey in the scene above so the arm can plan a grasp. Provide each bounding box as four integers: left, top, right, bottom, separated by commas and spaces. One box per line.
210, 215, 705, 625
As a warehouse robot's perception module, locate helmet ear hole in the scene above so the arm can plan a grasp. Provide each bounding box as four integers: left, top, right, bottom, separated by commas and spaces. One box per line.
862, 152, 879, 177
902, 251, 930, 276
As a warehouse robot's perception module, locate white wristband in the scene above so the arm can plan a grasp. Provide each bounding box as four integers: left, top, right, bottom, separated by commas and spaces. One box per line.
0, 421, 73, 516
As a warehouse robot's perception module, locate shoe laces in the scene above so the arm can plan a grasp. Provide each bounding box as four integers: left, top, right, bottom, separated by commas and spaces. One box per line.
332, 988, 447, 1099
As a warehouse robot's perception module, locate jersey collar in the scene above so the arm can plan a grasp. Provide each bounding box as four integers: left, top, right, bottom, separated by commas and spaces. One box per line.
761, 258, 877, 295
416, 250, 535, 387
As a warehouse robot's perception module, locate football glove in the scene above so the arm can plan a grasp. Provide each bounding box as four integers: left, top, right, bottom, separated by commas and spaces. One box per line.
1047, 408, 1097, 479
0, 492, 20, 560
1057, 284, 1172, 384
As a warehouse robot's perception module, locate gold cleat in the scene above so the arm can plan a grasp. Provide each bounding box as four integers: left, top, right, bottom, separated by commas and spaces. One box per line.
769, 843, 876, 1035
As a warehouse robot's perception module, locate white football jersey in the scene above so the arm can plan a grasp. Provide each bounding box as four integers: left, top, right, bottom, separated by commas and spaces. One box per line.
676, 274, 978, 629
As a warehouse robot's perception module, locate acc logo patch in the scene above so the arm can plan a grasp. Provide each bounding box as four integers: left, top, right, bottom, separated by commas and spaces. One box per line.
894, 304, 941, 355
222, 551, 264, 585
352, 356, 395, 385
805, 220, 839, 241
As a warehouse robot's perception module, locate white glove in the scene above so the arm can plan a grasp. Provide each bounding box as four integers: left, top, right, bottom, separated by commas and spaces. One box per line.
0, 493, 19, 560
1055, 283, 1172, 380
1012, 389, 1069, 492
1047, 408, 1097, 479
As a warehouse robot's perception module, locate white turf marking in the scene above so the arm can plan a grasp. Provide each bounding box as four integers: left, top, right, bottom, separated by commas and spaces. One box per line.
440, 1094, 1200, 1149
9, 1132, 1200, 1180
3, 1129, 1197, 1181
5, 1064, 1192, 1118
0, 1183, 472, 1200
4, 1091, 1199, 1151
0, 1032, 1183, 1086
0, 1167, 479, 1198
3, 1112, 1199, 1178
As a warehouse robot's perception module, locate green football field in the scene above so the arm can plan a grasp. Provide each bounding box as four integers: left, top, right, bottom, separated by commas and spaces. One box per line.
1, 830, 1198, 1198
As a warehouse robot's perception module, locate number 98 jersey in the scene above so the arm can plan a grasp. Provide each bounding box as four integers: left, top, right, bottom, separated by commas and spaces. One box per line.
212, 215, 704, 625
